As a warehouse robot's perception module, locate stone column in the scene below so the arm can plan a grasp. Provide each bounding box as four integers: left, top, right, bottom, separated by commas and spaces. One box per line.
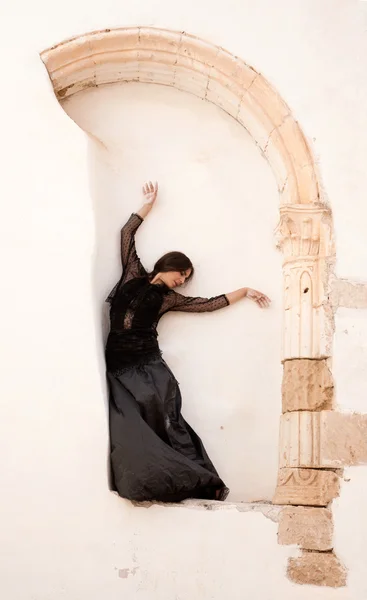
273, 203, 347, 587
274, 203, 336, 508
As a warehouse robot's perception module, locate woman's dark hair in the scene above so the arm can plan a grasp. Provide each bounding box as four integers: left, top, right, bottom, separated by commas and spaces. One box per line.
149, 251, 194, 283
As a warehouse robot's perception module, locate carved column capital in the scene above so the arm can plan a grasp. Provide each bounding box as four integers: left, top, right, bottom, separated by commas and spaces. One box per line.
276, 204, 334, 359
275, 204, 333, 263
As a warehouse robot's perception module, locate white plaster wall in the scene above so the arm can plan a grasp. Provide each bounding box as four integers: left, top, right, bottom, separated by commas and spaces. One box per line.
1, 1, 367, 599
63, 83, 282, 503
333, 308, 367, 414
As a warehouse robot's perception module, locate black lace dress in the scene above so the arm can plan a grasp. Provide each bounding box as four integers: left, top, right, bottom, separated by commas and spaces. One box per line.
106, 214, 230, 502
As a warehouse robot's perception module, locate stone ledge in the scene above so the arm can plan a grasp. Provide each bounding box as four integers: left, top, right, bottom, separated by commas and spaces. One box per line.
121, 495, 283, 522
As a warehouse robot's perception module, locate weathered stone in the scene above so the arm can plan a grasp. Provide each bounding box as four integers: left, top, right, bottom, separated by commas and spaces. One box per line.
279, 410, 367, 468
237, 92, 274, 152
278, 507, 333, 550
273, 468, 340, 506
275, 205, 333, 361
214, 49, 257, 89
330, 277, 367, 310
282, 359, 333, 412
287, 551, 347, 588
249, 74, 290, 128
278, 117, 319, 204
324, 411, 367, 466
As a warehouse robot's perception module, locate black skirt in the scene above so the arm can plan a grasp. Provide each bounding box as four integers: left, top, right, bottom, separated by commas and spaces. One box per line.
108, 358, 229, 502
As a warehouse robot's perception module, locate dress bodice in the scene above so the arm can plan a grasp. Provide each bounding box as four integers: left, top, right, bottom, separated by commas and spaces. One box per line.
105, 213, 229, 373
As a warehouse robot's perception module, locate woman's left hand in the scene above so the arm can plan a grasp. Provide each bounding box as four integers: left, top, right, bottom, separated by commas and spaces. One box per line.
246, 288, 271, 308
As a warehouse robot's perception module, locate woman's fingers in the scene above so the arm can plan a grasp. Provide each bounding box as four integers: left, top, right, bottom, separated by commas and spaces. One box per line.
258, 295, 269, 308
248, 289, 271, 308
260, 295, 271, 308
142, 180, 159, 205
263, 294, 271, 307
151, 181, 158, 198
143, 181, 158, 199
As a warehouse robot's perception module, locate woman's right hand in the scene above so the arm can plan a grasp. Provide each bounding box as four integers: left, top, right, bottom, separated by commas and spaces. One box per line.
225, 287, 271, 307
142, 181, 158, 205
245, 288, 271, 308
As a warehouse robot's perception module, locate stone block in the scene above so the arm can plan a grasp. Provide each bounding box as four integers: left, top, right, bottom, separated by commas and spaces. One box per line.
282, 359, 333, 412
248, 74, 290, 127
279, 411, 367, 468
278, 117, 318, 204
264, 127, 292, 191
214, 50, 257, 89
179, 35, 220, 67
175, 53, 212, 76
278, 507, 333, 550
273, 468, 340, 506
206, 79, 242, 118
278, 116, 312, 170
174, 69, 208, 99
139, 27, 181, 53
287, 551, 347, 587
237, 91, 274, 151
93, 28, 140, 55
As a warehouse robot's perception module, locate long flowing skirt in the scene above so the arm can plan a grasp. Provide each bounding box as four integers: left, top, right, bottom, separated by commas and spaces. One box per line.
108, 358, 229, 502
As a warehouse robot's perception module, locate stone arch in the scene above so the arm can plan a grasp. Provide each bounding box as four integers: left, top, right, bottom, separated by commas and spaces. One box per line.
41, 27, 348, 587
41, 27, 320, 206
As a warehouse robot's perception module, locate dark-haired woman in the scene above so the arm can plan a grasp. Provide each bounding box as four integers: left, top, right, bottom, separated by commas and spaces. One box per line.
106, 181, 270, 502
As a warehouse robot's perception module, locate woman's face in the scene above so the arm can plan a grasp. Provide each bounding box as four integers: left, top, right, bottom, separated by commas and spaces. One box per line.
160, 269, 192, 289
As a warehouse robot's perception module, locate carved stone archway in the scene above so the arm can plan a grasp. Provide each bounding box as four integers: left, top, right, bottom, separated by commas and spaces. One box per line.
42, 27, 361, 587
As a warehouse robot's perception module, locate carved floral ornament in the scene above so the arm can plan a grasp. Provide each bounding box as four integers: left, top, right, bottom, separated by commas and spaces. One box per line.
41, 27, 363, 587
275, 204, 333, 260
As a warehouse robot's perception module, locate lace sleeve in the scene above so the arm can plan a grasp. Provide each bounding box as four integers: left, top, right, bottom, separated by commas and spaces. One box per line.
161, 290, 229, 314
120, 213, 146, 280
106, 213, 146, 304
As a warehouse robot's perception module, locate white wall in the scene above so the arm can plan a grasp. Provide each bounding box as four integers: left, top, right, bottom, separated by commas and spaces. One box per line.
1, 1, 367, 599
63, 83, 282, 502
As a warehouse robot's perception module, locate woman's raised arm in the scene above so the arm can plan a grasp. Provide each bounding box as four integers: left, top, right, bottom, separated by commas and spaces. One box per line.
119, 181, 158, 275
137, 181, 158, 220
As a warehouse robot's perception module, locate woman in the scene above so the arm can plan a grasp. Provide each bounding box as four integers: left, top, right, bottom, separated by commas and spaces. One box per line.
106, 181, 270, 503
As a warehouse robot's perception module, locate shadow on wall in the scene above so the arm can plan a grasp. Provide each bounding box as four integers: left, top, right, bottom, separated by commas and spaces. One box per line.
64, 83, 282, 502
88, 140, 115, 349
87, 140, 117, 491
